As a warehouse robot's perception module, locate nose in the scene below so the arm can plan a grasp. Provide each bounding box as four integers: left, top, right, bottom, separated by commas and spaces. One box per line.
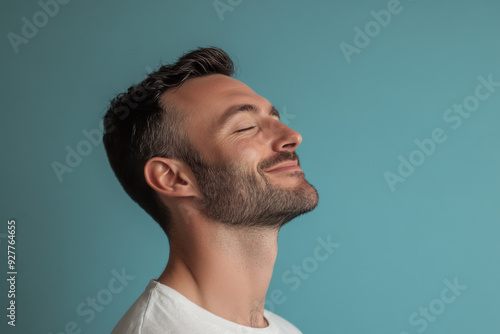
268, 118, 303, 152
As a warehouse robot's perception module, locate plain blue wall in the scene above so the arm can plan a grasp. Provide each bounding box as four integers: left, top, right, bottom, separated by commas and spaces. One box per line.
1, 0, 499, 333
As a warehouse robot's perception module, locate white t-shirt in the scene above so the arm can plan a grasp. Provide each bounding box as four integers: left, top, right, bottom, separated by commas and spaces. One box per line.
111, 280, 302, 334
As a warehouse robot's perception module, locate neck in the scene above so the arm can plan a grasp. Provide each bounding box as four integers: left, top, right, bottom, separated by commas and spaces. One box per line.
157, 217, 279, 328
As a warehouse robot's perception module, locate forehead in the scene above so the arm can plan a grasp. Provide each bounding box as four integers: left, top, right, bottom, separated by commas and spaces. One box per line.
161, 74, 268, 127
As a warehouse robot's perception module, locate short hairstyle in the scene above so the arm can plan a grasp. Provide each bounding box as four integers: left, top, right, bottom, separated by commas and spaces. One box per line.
102, 47, 235, 237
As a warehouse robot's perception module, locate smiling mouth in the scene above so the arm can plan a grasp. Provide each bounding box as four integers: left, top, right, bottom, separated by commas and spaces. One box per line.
265, 160, 301, 173
267, 166, 302, 173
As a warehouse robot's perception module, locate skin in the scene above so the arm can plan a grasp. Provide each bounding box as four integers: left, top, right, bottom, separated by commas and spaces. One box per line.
143, 74, 317, 328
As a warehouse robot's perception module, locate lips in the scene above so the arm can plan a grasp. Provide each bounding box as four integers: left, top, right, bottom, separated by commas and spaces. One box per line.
265, 160, 300, 173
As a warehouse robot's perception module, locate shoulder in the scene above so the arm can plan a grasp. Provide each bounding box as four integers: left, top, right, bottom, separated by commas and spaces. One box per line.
111, 279, 222, 334
111, 280, 156, 334
111, 280, 186, 334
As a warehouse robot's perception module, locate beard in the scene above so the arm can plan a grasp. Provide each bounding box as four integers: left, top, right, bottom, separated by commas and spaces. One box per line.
182, 147, 319, 229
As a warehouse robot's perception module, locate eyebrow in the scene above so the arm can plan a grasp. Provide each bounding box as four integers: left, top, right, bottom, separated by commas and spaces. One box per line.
215, 104, 280, 131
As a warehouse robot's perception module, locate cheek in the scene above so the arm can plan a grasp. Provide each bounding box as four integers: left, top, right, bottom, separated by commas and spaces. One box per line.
241, 147, 260, 162
232, 142, 261, 167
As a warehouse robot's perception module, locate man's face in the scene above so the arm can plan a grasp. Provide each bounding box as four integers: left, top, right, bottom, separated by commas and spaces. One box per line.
163, 74, 319, 229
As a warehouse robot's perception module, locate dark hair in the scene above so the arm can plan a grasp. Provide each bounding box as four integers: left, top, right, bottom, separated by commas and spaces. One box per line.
102, 47, 235, 237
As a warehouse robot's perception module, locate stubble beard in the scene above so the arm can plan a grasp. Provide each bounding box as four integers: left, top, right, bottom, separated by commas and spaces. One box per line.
185, 149, 319, 230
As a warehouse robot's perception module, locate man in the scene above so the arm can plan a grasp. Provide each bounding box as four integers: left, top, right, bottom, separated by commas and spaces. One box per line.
103, 47, 319, 333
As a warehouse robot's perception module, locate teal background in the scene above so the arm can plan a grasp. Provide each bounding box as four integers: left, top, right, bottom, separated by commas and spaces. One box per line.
1, 0, 499, 333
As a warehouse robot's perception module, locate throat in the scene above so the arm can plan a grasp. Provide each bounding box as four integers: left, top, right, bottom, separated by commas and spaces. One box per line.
159, 225, 279, 327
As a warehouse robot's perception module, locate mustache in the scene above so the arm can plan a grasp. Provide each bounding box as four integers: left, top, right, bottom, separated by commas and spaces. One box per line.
259, 151, 299, 172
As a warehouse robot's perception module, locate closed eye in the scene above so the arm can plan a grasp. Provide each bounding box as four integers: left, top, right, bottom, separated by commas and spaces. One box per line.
235, 126, 256, 133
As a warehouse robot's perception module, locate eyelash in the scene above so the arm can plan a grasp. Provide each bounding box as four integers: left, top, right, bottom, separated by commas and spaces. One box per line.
233, 113, 280, 133
235, 126, 256, 133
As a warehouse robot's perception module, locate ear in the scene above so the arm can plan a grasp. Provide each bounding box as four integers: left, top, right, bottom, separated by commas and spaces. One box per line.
144, 157, 200, 199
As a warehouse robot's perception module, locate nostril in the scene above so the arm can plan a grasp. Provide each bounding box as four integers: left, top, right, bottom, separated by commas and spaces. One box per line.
282, 143, 297, 150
